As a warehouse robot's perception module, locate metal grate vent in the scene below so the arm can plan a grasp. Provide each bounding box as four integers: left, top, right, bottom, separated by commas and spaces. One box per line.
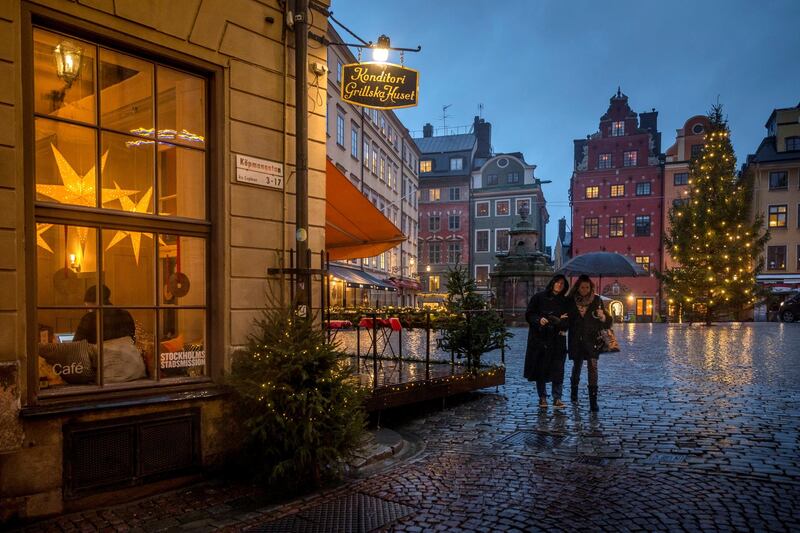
64, 409, 200, 498
500, 430, 568, 450
254, 493, 416, 533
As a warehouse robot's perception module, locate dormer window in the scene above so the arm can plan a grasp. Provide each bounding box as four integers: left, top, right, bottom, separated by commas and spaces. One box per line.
786, 136, 800, 151
611, 121, 625, 136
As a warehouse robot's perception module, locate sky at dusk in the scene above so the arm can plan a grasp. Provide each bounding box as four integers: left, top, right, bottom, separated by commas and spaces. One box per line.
330, 0, 800, 248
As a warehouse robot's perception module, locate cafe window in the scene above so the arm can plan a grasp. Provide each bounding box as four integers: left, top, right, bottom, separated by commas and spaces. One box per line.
476, 201, 489, 217
768, 205, 787, 228
598, 153, 612, 169
420, 159, 433, 173
583, 217, 599, 238
585, 186, 599, 199
609, 216, 624, 237
32, 28, 210, 393
674, 172, 689, 186
767, 246, 786, 271
495, 199, 510, 216
610, 184, 625, 197
623, 150, 637, 167
636, 298, 653, 317
611, 121, 625, 136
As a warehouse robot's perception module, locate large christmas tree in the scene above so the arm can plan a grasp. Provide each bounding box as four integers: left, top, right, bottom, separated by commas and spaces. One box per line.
661, 105, 768, 324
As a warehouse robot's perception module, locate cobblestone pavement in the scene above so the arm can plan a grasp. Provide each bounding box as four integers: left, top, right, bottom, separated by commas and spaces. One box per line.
19, 323, 800, 532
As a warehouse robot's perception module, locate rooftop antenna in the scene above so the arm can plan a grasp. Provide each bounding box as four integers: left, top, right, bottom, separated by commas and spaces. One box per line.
439, 104, 452, 134
478, 103, 484, 119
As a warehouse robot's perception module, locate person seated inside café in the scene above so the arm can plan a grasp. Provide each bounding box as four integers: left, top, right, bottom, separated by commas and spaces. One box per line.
74, 285, 136, 343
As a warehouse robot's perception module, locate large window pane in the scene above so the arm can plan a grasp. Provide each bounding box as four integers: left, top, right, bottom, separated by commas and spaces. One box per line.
101, 309, 153, 383
100, 132, 155, 213
33, 29, 96, 124
156, 66, 206, 148
37, 309, 98, 390
157, 143, 205, 219
159, 309, 206, 379
37, 224, 98, 307
159, 235, 206, 306
100, 49, 153, 134
102, 229, 155, 306
35, 119, 98, 207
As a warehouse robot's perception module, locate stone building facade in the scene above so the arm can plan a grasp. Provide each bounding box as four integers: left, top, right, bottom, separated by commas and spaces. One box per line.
0, 0, 329, 522
326, 25, 420, 307
571, 89, 663, 321
744, 102, 800, 315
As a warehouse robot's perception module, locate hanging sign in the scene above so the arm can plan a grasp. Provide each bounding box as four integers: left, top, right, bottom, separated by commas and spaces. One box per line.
341, 62, 419, 110
235, 153, 284, 190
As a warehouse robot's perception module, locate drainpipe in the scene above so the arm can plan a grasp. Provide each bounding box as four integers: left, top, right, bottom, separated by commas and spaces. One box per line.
294, 0, 310, 313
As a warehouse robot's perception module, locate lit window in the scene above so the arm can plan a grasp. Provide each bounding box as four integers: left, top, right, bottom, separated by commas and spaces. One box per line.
611, 121, 625, 136
420, 160, 433, 173
598, 153, 612, 169
609, 216, 624, 237
584, 217, 599, 238
610, 184, 625, 197
636, 298, 653, 316
767, 246, 786, 270
429, 275, 440, 292
476, 201, 489, 217
33, 28, 209, 391
585, 186, 599, 199
768, 205, 787, 228
475, 266, 489, 286
635, 256, 650, 273
623, 150, 637, 167
429, 188, 441, 202
495, 200, 510, 216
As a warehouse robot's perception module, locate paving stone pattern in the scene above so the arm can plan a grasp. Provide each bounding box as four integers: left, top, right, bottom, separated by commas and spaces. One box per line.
18, 323, 800, 532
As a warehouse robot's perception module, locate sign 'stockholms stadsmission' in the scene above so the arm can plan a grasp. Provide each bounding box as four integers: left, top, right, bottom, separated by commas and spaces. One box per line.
341, 62, 419, 110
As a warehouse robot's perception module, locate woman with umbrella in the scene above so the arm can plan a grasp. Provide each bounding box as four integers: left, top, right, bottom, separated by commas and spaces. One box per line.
524, 274, 570, 409
566, 275, 612, 412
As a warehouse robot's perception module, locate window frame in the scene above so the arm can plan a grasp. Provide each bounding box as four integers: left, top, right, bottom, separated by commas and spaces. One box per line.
515, 198, 531, 215
419, 159, 433, 173
635, 215, 651, 236
585, 186, 599, 199
448, 213, 460, 231
634, 255, 650, 273
768, 204, 788, 228
786, 136, 800, 151
487, 174, 498, 186
336, 113, 345, 147
583, 217, 599, 239
673, 172, 689, 186
428, 242, 441, 264
766, 245, 787, 271
609, 216, 624, 238
623, 150, 638, 167
611, 121, 625, 136
635, 182, 652, 196
447, 241, 461, 264
474, 265, 490, 287
23, 11, 222, 404
598, 153, 612, 169
475, 229, 490, 253
428, 214, 441, 232
495, 199, 511, 217
769, 171, 788, 190
507, 172, 520, 184
350, 124, 359, 159
449, 187, 460, 201
449, 157, 464, 171
475, 201, 490, 218
494, 228, 510, 253
610, 184, 625, 197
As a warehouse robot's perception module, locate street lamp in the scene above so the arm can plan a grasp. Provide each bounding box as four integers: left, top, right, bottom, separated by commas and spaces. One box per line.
372, 35, 390, 62
54, 40, 83, 87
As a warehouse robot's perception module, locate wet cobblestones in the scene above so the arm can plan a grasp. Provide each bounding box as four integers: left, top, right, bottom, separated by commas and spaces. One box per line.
18, 323, 800, 532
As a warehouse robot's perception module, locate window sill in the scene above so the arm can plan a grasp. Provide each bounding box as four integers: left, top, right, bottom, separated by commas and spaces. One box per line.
21, 379, 224, 419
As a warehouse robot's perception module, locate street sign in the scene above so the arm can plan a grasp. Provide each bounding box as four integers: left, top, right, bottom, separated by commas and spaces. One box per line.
341, 62, 419, 110
234, 153, 284, 190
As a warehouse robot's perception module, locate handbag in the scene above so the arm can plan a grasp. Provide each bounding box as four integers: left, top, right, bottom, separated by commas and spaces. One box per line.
596, 328, 620, 353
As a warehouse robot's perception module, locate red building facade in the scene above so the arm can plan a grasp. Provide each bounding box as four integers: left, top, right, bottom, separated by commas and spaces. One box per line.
571, 90, 664, 320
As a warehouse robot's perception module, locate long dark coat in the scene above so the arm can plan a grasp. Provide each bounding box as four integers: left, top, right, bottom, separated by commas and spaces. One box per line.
523, 279, 569, 382
566, 295, 613, 361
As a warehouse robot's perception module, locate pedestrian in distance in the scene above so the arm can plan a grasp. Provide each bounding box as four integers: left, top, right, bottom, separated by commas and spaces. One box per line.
566, 274, 612, 412
524, 274, 570, 409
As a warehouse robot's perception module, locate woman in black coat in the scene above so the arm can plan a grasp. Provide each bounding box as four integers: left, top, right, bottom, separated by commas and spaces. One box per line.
566, 275, 612, 412
524, 274, 569, 409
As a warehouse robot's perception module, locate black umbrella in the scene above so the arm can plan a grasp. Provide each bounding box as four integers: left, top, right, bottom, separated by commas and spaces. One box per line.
558, 252, 647, 296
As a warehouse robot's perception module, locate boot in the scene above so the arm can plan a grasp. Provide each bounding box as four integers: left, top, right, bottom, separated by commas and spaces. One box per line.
570, 380, 579, 402
589, 386, 599, 412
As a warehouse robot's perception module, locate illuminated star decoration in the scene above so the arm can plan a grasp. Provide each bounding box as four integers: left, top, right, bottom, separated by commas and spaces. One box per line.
104, 185, 153, 264
36, 223, 54, 253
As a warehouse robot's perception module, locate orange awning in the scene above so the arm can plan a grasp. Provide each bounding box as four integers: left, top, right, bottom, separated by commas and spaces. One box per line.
325, 159, 406, 261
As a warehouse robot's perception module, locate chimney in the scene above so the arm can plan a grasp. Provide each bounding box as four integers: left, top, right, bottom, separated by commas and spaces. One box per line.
473, 116, 492, 158
558, 217, 566, 243
422, 123, 434, 138
639, 109, 661, 155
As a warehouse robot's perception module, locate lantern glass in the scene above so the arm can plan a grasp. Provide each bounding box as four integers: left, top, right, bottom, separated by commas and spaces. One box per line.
54, 41, 83, 85
372, 35, 390, 63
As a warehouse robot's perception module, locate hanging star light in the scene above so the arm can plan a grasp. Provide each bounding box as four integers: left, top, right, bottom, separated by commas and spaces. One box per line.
36, 223, 54, 253
104, 185, 153, 263
36, 144, 137, 207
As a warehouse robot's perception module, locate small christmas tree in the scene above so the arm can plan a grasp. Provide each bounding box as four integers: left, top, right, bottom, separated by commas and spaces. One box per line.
661, 105, 768, 324
438, 266, 511, 369
227, 305, 366, 491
